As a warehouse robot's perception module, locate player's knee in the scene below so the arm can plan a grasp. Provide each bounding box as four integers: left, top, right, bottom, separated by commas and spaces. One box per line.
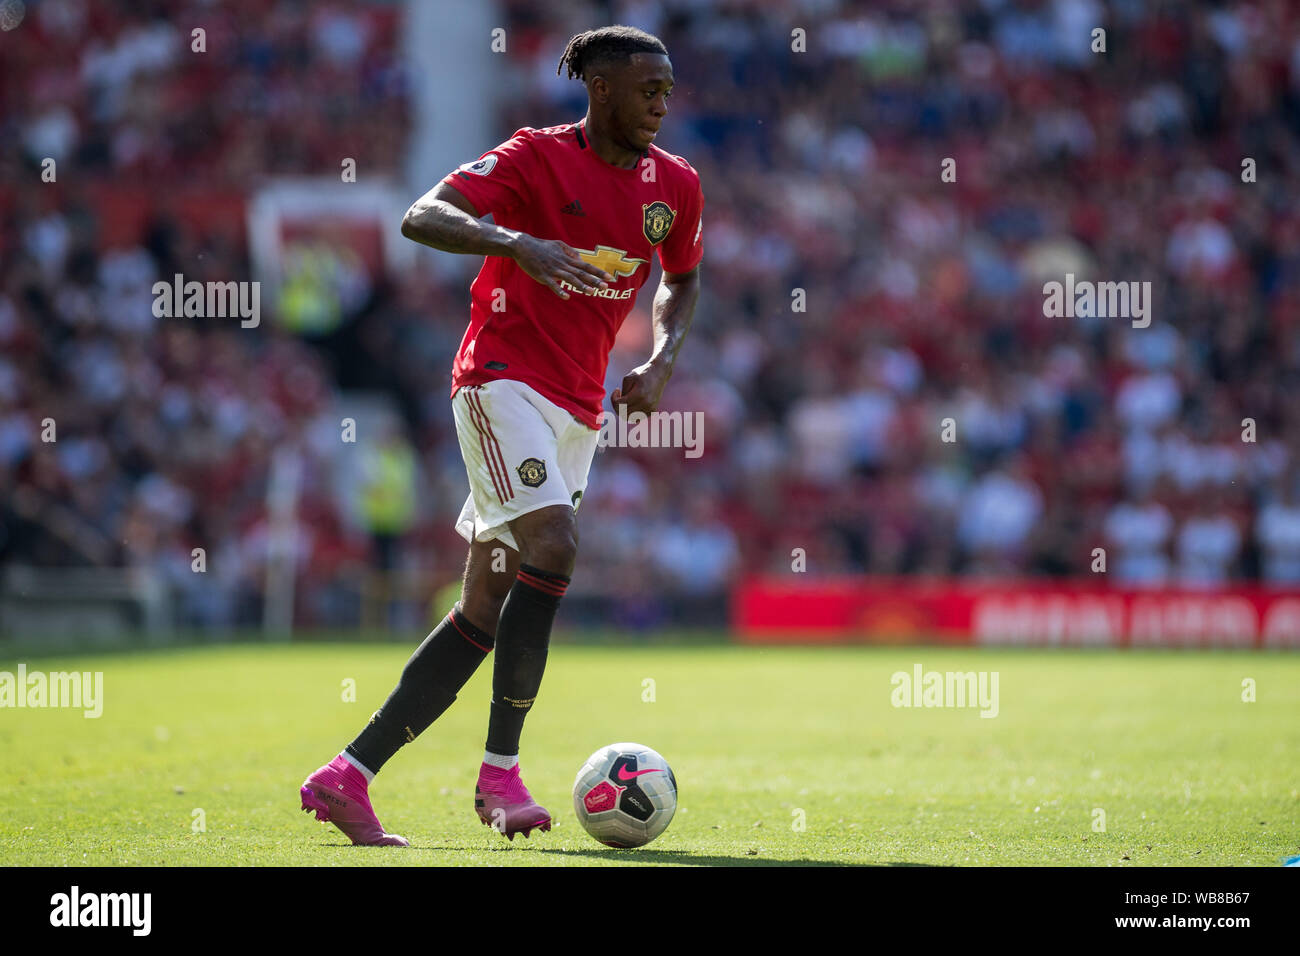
519, 522, 578, 576
510, 506, 578, 575
457, 571, 496, 636
455, 593, 491, 633
524, 536, 577, 576
458, 591, 503, 635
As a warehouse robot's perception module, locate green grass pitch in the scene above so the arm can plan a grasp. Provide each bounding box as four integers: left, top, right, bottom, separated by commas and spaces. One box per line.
2, 641, 1297, 866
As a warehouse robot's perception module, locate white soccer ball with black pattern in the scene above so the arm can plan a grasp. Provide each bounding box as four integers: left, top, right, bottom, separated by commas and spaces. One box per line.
572, 742, 677, 848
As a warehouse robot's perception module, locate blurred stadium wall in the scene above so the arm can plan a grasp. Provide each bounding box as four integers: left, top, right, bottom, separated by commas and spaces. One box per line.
402, 0, 498, 202
2, 1, 1300, 649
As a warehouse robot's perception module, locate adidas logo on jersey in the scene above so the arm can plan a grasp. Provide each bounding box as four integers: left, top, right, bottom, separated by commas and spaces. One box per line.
561, 199, 586, 216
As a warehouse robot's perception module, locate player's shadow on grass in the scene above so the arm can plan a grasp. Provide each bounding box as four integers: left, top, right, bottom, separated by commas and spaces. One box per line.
536, 847, 926, 867
316, 842, 938, 865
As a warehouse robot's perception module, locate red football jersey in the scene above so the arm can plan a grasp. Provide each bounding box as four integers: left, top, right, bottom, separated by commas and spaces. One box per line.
440, 121, 704, 428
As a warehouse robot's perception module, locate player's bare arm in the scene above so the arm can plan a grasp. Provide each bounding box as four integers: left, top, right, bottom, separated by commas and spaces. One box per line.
612, 263, 701, 416
401, 182, 613, 299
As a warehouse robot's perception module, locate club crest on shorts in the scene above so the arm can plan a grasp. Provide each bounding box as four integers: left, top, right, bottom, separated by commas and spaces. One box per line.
516, 457, 547, 487
642, 201, 676, 245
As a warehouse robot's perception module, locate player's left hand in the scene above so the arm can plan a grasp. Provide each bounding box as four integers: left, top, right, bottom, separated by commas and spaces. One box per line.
612, 361, 671, 418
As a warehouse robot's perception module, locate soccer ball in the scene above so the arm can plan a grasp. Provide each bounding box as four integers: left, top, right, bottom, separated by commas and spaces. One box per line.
572, 742, 677, 848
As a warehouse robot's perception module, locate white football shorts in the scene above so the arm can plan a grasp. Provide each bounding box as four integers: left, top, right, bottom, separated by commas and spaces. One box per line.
452, 378, 599, 551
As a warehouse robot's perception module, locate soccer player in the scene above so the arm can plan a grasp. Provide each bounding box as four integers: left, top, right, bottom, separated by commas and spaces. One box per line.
300, 26, 703, 845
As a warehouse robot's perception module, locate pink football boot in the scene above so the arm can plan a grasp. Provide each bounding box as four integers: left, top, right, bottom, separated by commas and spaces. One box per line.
300, 755, 410, 847
475, 762, 551, 840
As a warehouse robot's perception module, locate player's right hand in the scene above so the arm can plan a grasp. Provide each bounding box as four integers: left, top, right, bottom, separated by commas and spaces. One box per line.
511, 235, 614, 299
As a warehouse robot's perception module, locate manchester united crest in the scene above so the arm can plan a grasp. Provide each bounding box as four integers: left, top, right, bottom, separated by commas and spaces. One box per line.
642, 201, 676, 245
517, 457, 547, 487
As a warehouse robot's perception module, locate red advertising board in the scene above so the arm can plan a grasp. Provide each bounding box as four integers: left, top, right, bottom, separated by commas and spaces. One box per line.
732, 577, 1300, 648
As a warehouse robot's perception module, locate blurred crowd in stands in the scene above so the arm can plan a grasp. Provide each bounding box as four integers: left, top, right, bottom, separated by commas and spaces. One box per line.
4, 0, 1300, 631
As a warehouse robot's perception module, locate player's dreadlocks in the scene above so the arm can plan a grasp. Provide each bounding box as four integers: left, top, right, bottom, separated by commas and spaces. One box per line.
556, 25, 667, 82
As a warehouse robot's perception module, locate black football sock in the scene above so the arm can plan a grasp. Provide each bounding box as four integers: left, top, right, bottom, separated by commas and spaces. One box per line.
485, 564, 569, 757
345, 604, 494, 774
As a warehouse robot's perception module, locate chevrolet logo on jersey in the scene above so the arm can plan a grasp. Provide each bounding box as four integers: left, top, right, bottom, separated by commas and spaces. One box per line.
578, 245, 647, 278
559, 246, 647, 298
